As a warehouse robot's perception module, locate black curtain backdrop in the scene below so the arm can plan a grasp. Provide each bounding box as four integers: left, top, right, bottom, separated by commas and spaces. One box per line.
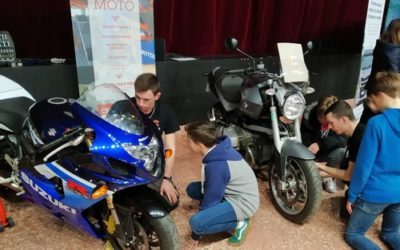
0, 0, 368, 59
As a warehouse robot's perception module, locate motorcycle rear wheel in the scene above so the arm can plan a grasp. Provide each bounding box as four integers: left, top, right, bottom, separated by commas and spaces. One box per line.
269, 158, 322, 224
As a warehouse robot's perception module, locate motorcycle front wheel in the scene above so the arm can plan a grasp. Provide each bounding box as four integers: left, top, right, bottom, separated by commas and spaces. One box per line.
106, 213, 180, 250
269, 158, 322, 224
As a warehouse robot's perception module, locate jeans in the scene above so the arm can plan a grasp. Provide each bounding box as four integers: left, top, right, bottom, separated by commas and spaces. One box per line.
320, 147, 346, 167
186, 182, 238, 236
344, 198, 400, 250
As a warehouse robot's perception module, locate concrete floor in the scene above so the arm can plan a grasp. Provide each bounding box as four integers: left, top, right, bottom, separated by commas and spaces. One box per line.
0, 128, 386, 249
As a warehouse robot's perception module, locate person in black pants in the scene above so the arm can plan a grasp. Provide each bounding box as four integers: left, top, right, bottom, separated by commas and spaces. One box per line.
302, 95, 347, 193
315, 101, 365, 220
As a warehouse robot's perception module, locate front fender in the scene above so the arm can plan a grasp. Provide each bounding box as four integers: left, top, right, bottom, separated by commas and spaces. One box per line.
119, 186, 177, 219
275, 139, 315, 179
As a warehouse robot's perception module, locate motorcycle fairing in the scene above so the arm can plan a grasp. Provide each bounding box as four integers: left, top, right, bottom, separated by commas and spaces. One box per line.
0, 97, 35, 133
277, 43, 309, 83
63, 153, 153, 192
19, 166, 104, 238
0, 75, 35, 133
71, 102, 161, 181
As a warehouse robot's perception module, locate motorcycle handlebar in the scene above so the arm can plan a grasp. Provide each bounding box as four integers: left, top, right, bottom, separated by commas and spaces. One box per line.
38, 127, 84, 153
226, 69, 246, 74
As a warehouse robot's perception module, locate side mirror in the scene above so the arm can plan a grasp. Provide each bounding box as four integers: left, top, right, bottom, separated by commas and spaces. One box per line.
225, 38, 238, 51
306, 41, 314, 51
304, 41, 314, 55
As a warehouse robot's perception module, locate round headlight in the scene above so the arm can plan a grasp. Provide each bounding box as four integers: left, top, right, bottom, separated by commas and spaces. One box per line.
283, 93, 305, 120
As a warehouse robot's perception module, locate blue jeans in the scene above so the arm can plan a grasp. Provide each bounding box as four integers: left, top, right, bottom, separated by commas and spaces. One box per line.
186, 182, 238, 236
344, 198, 400, 250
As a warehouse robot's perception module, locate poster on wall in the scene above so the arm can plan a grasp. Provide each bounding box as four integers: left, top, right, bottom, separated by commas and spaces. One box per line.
69, 0, 156, 97
354, 0, 386, 107
383, 0, 400, 30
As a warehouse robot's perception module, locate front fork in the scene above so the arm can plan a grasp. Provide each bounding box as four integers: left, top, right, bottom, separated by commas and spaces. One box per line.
105, 195, 136, 247
269, 105, 314, 180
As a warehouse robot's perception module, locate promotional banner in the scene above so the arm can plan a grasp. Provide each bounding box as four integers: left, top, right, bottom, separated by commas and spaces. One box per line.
70, 0, 156, 96
355, 0, 386, 105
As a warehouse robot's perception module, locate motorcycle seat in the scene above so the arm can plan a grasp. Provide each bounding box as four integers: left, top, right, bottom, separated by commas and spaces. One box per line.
0, 97, 35, 133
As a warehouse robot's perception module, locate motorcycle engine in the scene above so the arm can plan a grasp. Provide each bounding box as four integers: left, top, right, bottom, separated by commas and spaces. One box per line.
215, 124, 252, 149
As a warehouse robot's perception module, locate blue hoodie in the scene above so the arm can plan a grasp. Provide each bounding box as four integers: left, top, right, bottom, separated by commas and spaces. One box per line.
200, 137, 259, 220
348, 108, 400, 203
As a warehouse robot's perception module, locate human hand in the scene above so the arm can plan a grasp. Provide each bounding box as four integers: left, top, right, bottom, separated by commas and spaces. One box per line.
346, 201, 353, 214
160, 179, 179, 204
279, 116, 293, 124
318, 170, 330, 178
184, 238, 199, 249
315, 162, 327, 170
308, 143, 320, 155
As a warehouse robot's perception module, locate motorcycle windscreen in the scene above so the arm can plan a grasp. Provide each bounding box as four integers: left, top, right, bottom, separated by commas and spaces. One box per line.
277, 43, 309, 83
75, 83, 144, 135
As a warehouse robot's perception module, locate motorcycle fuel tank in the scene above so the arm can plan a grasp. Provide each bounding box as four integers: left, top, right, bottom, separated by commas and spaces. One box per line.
28, 97, 82, 145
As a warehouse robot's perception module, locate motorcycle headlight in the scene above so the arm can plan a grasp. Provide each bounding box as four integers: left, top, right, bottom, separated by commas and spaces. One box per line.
122, 136, 160, 172
283, 93, 305, 120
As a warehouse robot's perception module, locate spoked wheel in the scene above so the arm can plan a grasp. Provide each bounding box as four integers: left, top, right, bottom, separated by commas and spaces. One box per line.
269, 158, 322, 224
105, 215, 148, 250
105, 212, 179, 250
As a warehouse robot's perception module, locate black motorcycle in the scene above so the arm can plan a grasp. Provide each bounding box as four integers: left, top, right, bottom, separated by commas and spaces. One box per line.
207, 38, 322, 223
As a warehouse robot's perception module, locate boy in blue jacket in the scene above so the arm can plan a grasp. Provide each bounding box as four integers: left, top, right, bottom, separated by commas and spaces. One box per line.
345, 71, 400, 250
184, 121, 259, 249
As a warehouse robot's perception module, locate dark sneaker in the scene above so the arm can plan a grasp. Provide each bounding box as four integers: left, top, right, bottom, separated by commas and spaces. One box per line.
228, 218, 251, 246
323, 178, 337, 193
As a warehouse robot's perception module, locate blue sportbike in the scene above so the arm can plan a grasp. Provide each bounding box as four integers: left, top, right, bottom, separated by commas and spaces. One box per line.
0, 78, 180, 249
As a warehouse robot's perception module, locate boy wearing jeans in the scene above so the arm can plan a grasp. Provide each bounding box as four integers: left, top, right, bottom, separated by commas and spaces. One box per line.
184, 121, 259, 248
345, 71, 400, 249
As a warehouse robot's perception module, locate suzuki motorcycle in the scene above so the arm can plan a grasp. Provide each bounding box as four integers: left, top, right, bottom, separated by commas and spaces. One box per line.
0, 76, 180, 249
207, 38, 322, 224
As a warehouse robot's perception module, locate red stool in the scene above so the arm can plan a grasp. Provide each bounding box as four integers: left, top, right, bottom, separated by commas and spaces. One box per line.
0, 197, 15, 232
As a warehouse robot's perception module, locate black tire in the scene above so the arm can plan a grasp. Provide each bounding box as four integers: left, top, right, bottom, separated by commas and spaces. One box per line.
269, 158, 322, 224
0, 224, 4, 233
147, 215, 180, 250
106, 213, 180, 250
6, 217, 15, 228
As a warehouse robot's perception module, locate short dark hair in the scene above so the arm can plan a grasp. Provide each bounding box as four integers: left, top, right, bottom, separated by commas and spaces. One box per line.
134, 73, 160, 94
324, 100, 356, 122
185, 121, 217, 148
367, 71, 400, 98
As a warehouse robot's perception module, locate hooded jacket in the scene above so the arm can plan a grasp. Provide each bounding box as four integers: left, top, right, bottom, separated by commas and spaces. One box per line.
200, 137, 259, 220
360, 40, 400, 125
348, 109, 400, 203
369, 40, 400, 80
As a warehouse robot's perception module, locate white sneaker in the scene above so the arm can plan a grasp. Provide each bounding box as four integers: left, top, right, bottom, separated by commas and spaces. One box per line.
323, 178, 337, 193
